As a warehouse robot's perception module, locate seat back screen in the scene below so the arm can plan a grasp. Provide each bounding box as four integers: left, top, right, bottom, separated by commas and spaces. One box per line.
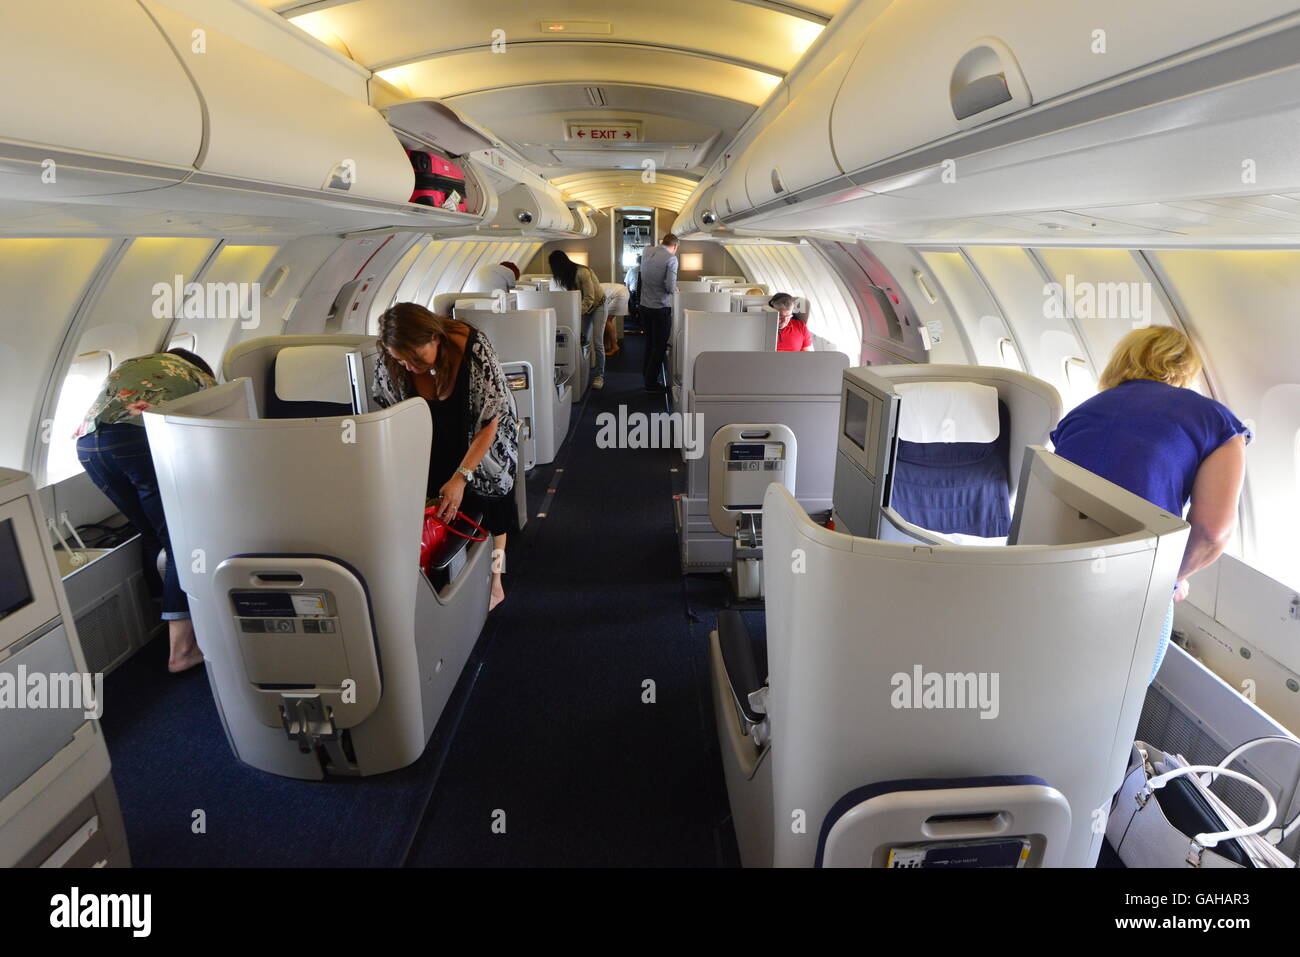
0, 519, 34, 623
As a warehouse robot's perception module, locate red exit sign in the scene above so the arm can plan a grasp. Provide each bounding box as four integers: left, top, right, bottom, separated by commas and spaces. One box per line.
566, 123, 641, 142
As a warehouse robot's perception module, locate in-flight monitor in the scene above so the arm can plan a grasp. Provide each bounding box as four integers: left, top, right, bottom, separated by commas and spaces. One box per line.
0, 519, 33, 623
832, 367, 902, 538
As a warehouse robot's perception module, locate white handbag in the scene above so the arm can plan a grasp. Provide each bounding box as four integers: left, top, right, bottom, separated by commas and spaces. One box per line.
1107, 740, 1289, 868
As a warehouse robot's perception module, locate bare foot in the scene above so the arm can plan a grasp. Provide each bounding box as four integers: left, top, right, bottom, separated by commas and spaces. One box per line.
168, 645, 205, 673
489, 580, 505, 611
167, 619, 204, 673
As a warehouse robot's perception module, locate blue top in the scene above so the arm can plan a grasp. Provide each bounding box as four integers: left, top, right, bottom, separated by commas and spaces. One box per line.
1050, 379, 1250, 516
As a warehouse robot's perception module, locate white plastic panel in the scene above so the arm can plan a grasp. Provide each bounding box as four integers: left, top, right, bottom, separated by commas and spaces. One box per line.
187, 244, 281, 371
141, 1, 413, 203
743, 49, 857, 210
961, 247, 1091, 412
1033, 248, 1181, 370
0, 2, 202, 171
917, 250, 1017, 369
830, 0, 1300, 177
1149, 250, 1300, 592
0, 239, 115, 476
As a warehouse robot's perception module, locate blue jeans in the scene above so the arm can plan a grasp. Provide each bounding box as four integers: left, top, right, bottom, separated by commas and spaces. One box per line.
76, 424, 189, 620
1149, 600, 1174, 684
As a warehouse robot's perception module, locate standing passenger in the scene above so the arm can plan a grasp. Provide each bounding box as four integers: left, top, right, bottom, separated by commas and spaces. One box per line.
549, 251, 608, 390
639, 234, 679, 393
466, 260, 520, 295
75, 349, 215, 673
372, 303, 520, 610
1050, 327, 1249, 682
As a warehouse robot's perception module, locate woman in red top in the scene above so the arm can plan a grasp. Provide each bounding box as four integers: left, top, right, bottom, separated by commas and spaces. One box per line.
770, 293, 813, 352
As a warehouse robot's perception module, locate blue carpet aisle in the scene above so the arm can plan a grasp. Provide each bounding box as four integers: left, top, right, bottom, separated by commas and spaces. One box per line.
97, 333, 739, 866
404, 334, 734, 866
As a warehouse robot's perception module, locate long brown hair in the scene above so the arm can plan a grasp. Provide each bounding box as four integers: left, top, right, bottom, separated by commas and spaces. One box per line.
377, 302, 466, 400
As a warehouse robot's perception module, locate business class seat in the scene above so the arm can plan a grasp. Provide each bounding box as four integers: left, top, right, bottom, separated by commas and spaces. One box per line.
669, 290, 734, 349
453, 306, 571, 468
431, 291, 517, 317
144, 337, 495, 779
710, 449, 1190, 867
672, 310, 779, 416
868, 365, 1062, 546
679, 351, 848, 572
514, 289, 587, 399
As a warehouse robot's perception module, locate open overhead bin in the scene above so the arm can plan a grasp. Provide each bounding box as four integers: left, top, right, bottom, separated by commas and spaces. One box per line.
0, 0, 491, 234
467, 149, 585, 237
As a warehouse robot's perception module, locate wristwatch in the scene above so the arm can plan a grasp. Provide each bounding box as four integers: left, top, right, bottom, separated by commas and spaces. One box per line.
455, 466, 474, 483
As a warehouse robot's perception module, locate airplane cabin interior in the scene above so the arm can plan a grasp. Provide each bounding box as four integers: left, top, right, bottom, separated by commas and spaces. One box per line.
4, 0, 1300, 907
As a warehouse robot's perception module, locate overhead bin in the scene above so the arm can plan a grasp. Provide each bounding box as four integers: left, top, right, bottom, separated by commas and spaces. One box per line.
673, 182, 719, 237
698, 0, 1300, 233
832, 0, 1300, 175
0, 1, 202, 197
740, 48, 859, 213
568, 203, 598, 238
140, 0, 414, 205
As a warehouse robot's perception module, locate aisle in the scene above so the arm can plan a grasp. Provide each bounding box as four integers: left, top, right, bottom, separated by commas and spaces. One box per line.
404, 333, 733, 866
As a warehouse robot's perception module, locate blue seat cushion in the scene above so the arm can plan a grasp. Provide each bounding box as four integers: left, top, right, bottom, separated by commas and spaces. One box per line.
890, 401, 1011, 537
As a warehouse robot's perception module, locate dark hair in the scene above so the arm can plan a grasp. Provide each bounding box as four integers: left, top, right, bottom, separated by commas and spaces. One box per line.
376, 302, 466, 401
548, 250, 579, 291
166, 348, 214, 378
768, 293, 796, 312
501, 261, 520, 280
661, 233, 679, 247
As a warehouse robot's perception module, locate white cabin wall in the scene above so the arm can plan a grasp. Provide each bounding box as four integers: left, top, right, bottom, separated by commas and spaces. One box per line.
1146, 250, 1300, 593
859, 242, 973, 366
722, 241, 864, 361
0, 238, 117, 479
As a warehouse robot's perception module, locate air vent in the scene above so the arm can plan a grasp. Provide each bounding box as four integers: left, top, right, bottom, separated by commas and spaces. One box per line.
585, 87, 606, 107
76, 594, 131, 674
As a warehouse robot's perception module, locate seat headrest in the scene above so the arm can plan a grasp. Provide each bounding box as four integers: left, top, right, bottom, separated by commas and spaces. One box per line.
274, 346, 353, 405
455, 298, 497, 311
896, 381, 1001, 443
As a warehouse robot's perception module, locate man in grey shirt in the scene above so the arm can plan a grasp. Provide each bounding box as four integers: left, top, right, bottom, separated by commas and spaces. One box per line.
639, 234, 678, 392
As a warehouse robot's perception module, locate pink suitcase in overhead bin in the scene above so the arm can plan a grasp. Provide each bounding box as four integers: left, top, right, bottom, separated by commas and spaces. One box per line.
430, 156, 464, 180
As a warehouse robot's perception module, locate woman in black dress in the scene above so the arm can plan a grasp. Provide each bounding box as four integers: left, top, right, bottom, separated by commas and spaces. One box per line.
372, 303, 520, 609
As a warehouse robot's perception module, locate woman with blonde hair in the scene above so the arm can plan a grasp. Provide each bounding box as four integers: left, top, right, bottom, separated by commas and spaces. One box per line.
1050, 326, 1250, 680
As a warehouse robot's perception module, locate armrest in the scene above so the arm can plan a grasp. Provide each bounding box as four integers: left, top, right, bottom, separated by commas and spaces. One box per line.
718, 610, 765, 725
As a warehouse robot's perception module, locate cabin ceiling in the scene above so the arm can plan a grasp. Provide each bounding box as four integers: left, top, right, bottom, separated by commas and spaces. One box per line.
261, 0, 846, 210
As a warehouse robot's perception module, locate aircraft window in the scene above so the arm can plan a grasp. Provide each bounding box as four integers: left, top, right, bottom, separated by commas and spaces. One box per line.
1062, 355, 1097, 408
724, 241, 863, 360
45, 350, 113, 485
919, 250, 1011, 367
997, 337, 1024, 371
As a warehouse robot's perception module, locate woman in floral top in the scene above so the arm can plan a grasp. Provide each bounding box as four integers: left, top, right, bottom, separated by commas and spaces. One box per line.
74, 349, 216, 673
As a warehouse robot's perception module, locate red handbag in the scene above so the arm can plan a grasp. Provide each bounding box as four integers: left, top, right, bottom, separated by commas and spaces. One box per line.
420, 506, 488, 574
